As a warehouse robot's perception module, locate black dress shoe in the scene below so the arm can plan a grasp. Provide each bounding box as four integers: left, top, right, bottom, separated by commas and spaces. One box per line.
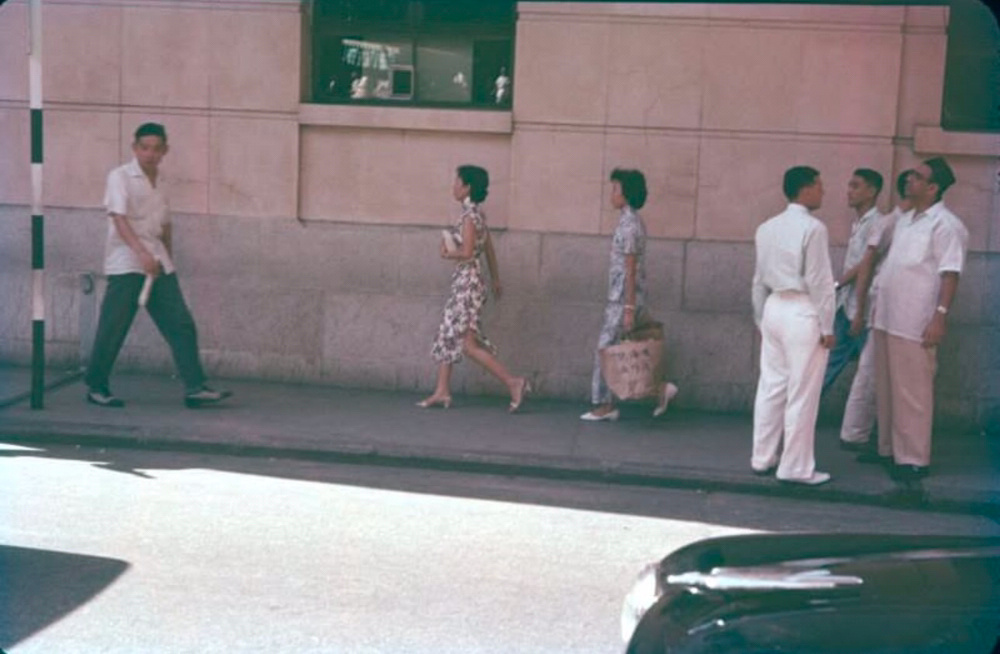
839, 440, 869, 452
752, 466, 777, 477
890, 464, 930, 481
86, 389, 125, 408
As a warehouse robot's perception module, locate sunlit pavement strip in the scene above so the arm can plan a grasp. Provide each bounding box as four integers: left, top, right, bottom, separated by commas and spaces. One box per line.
1, 444, 751, 654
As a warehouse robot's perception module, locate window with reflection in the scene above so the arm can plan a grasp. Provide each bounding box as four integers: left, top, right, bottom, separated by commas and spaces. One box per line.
310, 0, 515, 108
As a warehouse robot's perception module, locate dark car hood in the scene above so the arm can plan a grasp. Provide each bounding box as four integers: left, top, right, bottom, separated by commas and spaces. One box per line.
655, 533, 1000, 578
633, 534, 1000, 654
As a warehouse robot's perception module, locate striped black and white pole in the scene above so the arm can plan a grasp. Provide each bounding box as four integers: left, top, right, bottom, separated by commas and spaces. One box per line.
29, 0, 44, 409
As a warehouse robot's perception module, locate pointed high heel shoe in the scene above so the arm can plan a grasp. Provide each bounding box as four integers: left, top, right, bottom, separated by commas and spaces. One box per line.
652, 382, 679, 417
580, 408, 620, 422
508, 378, 532, 413
416, 395, 452, 409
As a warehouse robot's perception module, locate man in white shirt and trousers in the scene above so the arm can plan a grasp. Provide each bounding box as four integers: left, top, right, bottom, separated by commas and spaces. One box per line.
751, 166, 836, 485
871, 157, 968, 481
839, 169, 913, 456
821, 168, 883, 399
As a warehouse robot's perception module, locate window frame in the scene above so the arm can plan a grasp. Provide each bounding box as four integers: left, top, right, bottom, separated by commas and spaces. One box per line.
309, 1, 516, 110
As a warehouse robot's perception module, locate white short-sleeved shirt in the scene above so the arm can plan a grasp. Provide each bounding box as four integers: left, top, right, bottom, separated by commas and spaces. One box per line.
867, 206, 901, 255
751, 203, 836, 335
103, 158, 176, 276
872, 202, 968, 341
837, 206, 880, 320
862, 206, 901, 317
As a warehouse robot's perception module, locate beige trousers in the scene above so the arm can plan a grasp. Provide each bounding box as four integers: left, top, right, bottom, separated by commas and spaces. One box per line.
873, 329, 937, 466
752, 293, 829, 480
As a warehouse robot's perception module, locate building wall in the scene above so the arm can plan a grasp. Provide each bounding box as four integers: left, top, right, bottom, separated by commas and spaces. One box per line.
0, 0, 996, 428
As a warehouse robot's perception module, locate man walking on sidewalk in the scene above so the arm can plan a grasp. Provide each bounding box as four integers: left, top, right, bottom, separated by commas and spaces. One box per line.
84, 122, 231, 409
821, 168, 882, 394
751, 166, 836, 486
872, 157, 968, 480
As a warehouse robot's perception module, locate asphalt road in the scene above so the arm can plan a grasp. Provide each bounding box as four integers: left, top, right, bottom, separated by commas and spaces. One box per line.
2, 442, 997, 654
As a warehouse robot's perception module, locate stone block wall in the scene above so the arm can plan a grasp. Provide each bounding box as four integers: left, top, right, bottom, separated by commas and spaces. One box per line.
0, 0, 996, 430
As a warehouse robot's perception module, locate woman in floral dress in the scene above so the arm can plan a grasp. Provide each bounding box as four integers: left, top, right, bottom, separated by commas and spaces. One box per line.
417, 165, 530, 412
580, 168, 678, 422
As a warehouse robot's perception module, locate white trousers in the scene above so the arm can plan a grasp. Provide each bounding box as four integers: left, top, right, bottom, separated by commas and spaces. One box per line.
752, 293, 829, 480
839, 334, 876, 445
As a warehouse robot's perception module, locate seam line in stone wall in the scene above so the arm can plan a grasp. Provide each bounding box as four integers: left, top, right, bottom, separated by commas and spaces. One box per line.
519, 14, 947, 35
9, 208, 992, 259
693, 26, 707, 244
0, 100, 299, 122
513, 122, 899, 145
30, 0, 300, 12
0, 101, 922, 145
519, 14, 921, 35
599, 18, 612, 237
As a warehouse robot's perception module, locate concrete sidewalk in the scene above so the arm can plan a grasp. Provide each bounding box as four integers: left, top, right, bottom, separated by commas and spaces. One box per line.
1, 366, 997, 516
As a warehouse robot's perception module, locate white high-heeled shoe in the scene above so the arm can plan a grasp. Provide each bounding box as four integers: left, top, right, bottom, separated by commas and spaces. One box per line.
580, 408, 620, 422
416, 395, 452, 409
508, 378, 532, 414
653, 382, 679, 417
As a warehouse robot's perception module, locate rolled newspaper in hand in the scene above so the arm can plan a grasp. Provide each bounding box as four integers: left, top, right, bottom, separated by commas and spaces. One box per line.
138, 274, 154, 307
441, 229, 462, 254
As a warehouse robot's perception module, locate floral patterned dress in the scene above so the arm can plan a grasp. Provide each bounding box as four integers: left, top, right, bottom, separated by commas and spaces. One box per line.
431, 199, 497, 364
591, 206, 648, 404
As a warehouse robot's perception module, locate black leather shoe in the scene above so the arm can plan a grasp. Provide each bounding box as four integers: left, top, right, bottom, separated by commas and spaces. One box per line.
184, 386, 232, 408
86, 389, 125, 408
890, 464, 930, 481
752, 466, 777, 477
839, 440, 869, 452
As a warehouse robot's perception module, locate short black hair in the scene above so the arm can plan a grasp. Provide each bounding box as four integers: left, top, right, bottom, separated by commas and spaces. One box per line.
610, 168, 647, 209
896, 169, 913, 198
134, 122, 167, 143
924, 157, 956, 201
456, 165, 489, 203
853, 168, 883, 195
783, 166, 820, 201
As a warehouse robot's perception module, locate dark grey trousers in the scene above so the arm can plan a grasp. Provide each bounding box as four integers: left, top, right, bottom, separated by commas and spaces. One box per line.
85, 273, 206, 393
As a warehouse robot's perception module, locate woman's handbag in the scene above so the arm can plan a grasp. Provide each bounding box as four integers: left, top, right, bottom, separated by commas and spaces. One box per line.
600, 322, 664, 400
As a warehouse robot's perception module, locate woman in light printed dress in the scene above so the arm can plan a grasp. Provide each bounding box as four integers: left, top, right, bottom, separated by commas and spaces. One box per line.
417, 165, 531, 412
581, 168, 678, 422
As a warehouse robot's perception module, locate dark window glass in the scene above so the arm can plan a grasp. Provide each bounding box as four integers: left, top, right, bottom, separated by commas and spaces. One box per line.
311, 0, 1000, 129
310, 0, 515, 108
942, 0, 1000, 131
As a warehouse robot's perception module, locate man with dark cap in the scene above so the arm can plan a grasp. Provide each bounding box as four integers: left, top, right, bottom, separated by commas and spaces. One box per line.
871, 157, 968, 480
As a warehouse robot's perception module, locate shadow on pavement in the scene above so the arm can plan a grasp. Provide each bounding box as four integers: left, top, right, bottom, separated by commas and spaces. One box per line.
2, 442, 997, 537
0, 545, 129, 650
